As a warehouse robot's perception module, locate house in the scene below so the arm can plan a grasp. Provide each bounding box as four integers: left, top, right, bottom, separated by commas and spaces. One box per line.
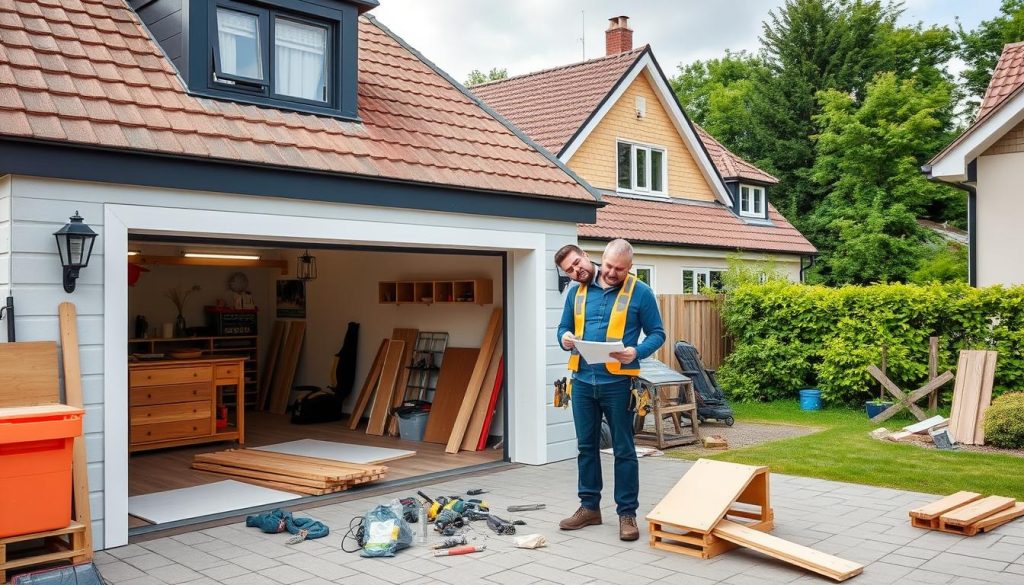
472, 16, 816, 293
0, 0, 602, 549
927, 41, 1024, 287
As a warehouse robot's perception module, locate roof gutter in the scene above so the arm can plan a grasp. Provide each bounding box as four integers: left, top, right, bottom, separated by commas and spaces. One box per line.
922, 163, 976, 287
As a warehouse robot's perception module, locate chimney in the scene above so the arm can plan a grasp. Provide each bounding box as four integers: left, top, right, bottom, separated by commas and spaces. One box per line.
605, 16, 633, 56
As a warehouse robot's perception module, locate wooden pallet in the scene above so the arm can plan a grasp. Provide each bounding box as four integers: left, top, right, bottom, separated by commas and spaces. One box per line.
0, 521, 89, 584
910, 491, 1024, 536
192, 449, 387, 495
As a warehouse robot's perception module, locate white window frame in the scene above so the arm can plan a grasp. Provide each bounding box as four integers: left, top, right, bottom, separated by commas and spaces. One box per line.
632, 264, 655, 289
681, 267, 724, 294
739, 184, 766, 218
616, 139, 668, 196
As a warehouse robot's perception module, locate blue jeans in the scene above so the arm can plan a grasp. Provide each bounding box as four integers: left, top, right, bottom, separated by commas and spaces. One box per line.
570, 378, 638, 517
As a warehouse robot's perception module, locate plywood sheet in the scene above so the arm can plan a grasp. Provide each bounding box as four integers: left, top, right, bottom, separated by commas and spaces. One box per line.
974, 351, 997, 445
461, 344, 503, 451
940, 495, 1015, 526
0, 341, 59, 406
422, 347, 479, 444
714, 519, 863, 581
365, 340, 405, 436
446, 308, 502, 453
253, 439, 414, 464
127, 480, 300, 525
259, 321, 287, 410
646, 459, 767, 533
348, 339, 388, 430
949, 350, 996, 445
385, 328, 420, 435
909, 491, 983, 520
269, 321, 305, 414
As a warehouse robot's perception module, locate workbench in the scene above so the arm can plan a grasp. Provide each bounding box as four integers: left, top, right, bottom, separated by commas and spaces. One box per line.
633, 358, 701, 449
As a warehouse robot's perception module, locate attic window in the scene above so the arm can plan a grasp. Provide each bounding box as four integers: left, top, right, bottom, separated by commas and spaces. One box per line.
739, 184, 766, 218
617, 140, 666, 195
214, 7, 266, 85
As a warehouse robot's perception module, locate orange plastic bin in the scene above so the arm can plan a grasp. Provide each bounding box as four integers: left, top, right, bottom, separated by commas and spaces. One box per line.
0, 404, 84, 538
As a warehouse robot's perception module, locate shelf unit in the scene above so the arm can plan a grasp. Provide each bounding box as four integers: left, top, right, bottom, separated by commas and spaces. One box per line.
129, 336, 259, 407
400, 332, 449, 402
378, 279, 493, 305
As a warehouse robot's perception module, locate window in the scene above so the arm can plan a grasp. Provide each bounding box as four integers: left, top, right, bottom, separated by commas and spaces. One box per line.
739, 184, 766, 218
617, 140, 666, 195
211, 2, 333, 105
633, 265, 655, 288
682, 268, 724, 294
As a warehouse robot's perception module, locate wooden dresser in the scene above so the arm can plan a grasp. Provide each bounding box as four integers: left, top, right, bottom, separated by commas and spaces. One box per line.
128, 357, 245, 453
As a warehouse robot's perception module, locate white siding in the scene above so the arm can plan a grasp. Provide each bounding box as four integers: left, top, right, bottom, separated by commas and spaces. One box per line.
8, 175, 579, 549
976, 152, 1024, 286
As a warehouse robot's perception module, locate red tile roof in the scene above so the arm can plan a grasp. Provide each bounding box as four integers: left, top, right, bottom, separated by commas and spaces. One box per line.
470, 48, 644, 155
978, 41, 1024, 119
694, 125, 777, 184
578, 194, 816, 255
0, 0, 595, 203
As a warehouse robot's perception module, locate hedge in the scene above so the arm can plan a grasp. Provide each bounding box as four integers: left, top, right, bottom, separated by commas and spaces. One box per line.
716, 281, 1024, 404
984, 392, 1024, 449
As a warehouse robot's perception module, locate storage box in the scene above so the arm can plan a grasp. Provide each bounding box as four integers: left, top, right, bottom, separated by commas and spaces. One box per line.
205, 307, 258, 336
0, 404, 84, 538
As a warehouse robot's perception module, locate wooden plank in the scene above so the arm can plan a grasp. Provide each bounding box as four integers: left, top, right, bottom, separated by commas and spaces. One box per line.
909, 492, 983, 520
385, 328, 420, 435
446, 308, 503, 453
950, 351, 987, 444
940, 495, 1015, 526
259, 321, 286, 410
928, 336, 939, 411
0, 341, 59, 406
972, 501, 1024, 531
234, 449, 388, 474
974, 351, 997, 445
903, 415, 948, 435
365, 340, 405, 436
422, 348, 480, 444
713, 519, 864, 581
269, 321, 305, 414
477, 360, 505, 451
191, 462, 335, 488
58, 302, 93, 560
646, 459, 766, 533
461, 344, 503, 451
194, 450, 383, 481
348, 339, 388, 430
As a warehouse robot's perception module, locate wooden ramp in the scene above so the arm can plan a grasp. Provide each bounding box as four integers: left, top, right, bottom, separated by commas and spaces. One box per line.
646, 459, 862, 581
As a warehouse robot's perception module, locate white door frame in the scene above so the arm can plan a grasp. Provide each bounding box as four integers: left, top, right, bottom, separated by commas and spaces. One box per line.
103, 203, 548, 548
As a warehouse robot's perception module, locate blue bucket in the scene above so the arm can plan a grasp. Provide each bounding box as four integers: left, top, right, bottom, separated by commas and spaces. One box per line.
799, 389, 822, 411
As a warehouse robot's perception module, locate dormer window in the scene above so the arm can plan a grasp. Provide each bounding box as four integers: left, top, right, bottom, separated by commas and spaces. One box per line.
739, 184, 766, 218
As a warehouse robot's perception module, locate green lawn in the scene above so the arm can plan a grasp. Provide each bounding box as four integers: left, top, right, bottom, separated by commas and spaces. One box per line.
667, 401, 1024, 499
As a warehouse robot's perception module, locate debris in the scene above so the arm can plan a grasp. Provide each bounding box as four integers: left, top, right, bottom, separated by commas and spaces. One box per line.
929, 427, 957, 450
903, 415, 947, 434
433, 545, 485, 556
506, 504, 545, 513
869, 427, 891, 440
514, 533, 547, 549
886, 431, 913, 442
466, 488, 487, 496
702, 435, 729, 449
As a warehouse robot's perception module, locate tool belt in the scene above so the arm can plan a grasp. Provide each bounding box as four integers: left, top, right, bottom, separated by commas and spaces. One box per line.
553, 377, 570, 408
629, 378, 651, 417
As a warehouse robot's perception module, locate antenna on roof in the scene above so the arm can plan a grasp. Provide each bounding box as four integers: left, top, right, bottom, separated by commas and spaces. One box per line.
579, 9, 585, 60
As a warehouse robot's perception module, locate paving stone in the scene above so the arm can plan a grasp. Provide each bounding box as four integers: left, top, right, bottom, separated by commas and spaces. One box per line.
484, 569, 541, 585
124, 552, 176, 571
116, 577, 167, 585
94, 560, 146, 582
144, 563, 203, 584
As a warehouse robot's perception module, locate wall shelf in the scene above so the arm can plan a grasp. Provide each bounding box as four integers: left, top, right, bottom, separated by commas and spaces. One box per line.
378, 279, 492, 305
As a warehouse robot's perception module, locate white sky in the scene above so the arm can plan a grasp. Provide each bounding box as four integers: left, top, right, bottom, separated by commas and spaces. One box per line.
371, 0, 1003, 84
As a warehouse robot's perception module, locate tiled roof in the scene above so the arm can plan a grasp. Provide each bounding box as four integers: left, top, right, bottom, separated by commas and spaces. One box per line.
694, 125, 777, 184
470, 48, 644, 155
578, 194, 816, 255
978, 41, 1024, 119
0, 0, 595, 203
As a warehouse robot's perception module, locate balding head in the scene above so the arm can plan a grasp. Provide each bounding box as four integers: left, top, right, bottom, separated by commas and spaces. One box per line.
600, 239, 634, 286
604, 239, 634, 262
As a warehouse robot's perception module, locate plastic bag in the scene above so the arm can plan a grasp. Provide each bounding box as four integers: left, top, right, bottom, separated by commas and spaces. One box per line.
360, 504, 413, 558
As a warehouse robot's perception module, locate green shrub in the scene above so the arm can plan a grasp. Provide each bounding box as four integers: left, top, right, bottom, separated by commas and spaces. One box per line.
984, 393, 1024, 449
717, 281, 1024, 404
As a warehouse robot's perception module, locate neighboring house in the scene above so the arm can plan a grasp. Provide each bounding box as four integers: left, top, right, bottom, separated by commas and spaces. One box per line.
927, 41, 1024, 287
472, 16, 816, 293
0, 0, 601, 548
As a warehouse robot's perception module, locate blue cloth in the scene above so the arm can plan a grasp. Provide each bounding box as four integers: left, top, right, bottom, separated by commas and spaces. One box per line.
556, 277, 666, 386
570, 379, 638, 516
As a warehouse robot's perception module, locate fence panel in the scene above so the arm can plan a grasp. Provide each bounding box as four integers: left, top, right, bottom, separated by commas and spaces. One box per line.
653, 294, 731, 370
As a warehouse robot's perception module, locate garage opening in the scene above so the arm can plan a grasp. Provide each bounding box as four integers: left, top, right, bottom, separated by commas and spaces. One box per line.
125, 236, 508, 530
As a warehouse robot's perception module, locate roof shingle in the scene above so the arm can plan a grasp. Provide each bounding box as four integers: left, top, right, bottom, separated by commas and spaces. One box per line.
0, 0, 594, 203
978, 41, 1024, 119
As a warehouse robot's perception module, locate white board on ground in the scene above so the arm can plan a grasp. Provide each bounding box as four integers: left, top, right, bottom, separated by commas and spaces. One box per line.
252, 439, 416, 464
903, 415, 947, 434
127, 480, 300, 524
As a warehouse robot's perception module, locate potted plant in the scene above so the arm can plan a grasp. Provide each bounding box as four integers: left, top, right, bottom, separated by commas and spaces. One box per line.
164, 285, 201, 337
865, 397, 892, 419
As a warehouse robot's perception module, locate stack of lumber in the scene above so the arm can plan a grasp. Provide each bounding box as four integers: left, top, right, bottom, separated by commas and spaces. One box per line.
260, 321, 307, 414
192, 449, 386, 496
910, 491, 1024, 536
347, 330, 413, 436
948, 350, 998, 445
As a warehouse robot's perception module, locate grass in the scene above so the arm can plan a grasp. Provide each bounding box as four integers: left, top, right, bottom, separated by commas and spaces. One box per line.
667, 400, 1024, 500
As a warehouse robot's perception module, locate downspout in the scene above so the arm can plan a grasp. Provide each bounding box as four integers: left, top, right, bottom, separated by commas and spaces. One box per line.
922, 163, 977, 287
799, 255, 816, 283
0, 294, 14, 342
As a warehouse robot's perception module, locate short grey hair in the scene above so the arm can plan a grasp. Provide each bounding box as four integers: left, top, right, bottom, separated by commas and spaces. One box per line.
604, 238, 634, 261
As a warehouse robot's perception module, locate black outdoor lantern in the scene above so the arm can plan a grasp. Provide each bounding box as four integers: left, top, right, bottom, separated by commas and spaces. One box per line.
296, 249, 318, 281
53, 211, 98, 293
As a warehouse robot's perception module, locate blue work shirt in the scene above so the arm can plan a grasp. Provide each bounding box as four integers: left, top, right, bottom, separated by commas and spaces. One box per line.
556, 276, 666, 386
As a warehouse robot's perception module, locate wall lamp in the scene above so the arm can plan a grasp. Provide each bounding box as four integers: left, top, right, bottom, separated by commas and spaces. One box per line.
53, 211, 97, 293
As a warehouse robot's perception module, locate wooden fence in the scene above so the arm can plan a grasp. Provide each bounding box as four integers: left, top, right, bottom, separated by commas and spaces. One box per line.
653, 294, 732, 371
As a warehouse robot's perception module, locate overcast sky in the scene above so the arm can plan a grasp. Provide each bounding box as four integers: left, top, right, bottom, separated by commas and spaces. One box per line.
371, 1, 1003, 84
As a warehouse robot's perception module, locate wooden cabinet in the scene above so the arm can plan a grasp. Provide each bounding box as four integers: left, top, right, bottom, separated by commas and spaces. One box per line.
378, 279, 493, 305
128, 336, 259, 409
128, 357, 245, 453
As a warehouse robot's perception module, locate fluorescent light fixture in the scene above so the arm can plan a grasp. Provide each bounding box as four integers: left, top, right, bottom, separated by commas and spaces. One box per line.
183, 252, 261, 261
127, 250, 141, 256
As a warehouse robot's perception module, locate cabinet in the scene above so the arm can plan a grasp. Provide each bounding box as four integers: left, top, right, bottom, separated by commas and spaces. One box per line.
378, 279, 493, 305
129, 336, 258, 408
128, 357, 245, 452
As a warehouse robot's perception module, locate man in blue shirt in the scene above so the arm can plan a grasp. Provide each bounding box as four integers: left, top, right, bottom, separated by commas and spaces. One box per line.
554, 239, 665, 541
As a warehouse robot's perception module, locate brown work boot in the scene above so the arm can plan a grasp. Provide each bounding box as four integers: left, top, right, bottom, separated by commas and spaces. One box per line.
619, 515, 639, 541
559, 506, 602, 530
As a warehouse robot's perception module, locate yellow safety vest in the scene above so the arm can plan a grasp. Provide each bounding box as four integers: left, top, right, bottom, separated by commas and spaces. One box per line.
567, 273, 640, 376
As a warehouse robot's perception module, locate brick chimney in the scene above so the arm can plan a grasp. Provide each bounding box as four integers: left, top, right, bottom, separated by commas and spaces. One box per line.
605, 16, 633, 56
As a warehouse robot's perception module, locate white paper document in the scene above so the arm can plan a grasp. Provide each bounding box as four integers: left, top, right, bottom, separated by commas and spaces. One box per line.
574, 340, 625, 365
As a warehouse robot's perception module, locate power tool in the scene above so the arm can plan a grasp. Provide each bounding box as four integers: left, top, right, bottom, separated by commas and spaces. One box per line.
486, 513, 516, 535
630, 379, 651, 417
434, 509, 465, 536
418, 491, 444, 521
553, 377, 570, 408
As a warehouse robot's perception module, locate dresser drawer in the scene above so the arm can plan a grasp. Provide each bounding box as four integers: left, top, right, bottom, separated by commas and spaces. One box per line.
131, 418, 211, 444
215, 363, 241, 382
130, 383, 212, 406
130, 366, 213, 387
130, 401, 211, 426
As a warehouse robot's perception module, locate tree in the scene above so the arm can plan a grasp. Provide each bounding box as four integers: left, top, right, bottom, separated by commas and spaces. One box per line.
959, 0, 1024, 108
464, 67, 508, 86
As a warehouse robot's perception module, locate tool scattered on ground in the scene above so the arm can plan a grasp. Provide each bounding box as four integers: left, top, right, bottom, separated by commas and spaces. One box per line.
506, 504, 545, 512
486, 513, 516, 535
418, 491, 443, 521
553, 377, 569, 408
514, 533, 547, 549
434, 509, 466, 536
433, 544, 485, 557
245, 509, 329, 543
466, 488, 487, 496
433, 535, 468, 549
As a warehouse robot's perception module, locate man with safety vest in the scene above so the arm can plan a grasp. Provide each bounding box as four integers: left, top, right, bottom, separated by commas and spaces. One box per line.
554, 239, 665, 541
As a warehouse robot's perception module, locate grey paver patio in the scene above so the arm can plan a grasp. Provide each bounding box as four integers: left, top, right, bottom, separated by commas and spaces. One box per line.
90, 457, 1024, 584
